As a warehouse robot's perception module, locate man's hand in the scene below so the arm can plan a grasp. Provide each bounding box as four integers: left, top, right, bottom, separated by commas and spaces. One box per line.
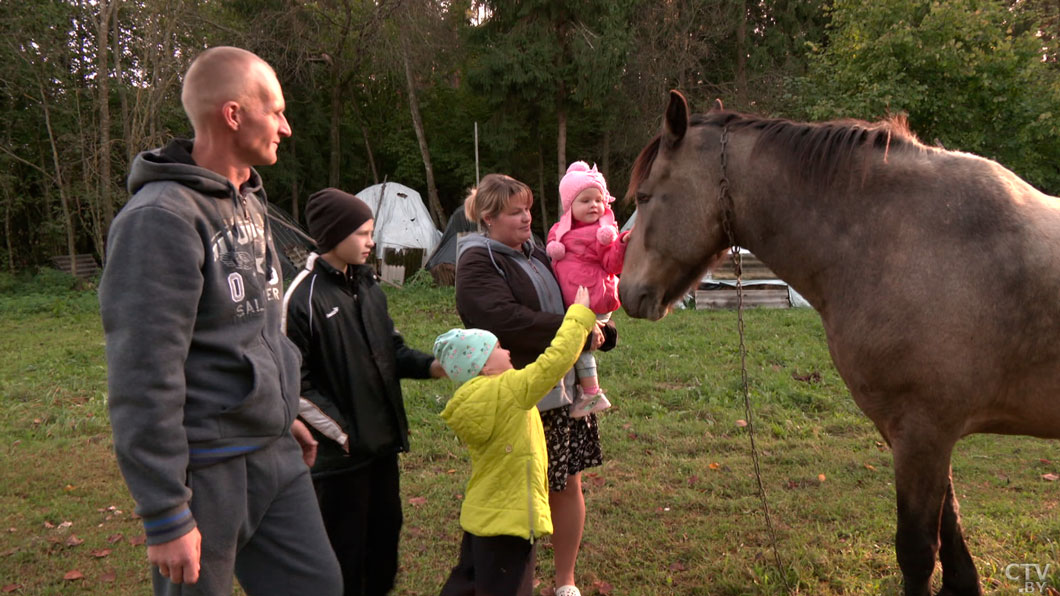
148, 527, 201, 585
429, 359, 447, 379
290, 419, 317, 467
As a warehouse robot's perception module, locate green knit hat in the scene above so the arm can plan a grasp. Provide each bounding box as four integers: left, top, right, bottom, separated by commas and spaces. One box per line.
433, 328, 498, 384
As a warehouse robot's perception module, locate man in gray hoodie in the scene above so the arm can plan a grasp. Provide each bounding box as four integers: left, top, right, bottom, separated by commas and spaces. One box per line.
99, 47, 342, 595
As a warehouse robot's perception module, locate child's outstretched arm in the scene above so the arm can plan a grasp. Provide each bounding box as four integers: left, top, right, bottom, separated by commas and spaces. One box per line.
508, 287, 595, 409
600, 229, 631, 275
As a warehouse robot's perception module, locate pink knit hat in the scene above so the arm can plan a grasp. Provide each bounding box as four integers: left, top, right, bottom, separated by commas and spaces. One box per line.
552, 161, 616, 245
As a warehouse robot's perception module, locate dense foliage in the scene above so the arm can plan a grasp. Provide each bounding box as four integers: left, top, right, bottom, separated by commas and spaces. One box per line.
3, 0, 1059, 271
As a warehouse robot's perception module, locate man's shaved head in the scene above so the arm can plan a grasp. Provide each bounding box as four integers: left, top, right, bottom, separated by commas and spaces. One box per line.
181, 47, 278, 132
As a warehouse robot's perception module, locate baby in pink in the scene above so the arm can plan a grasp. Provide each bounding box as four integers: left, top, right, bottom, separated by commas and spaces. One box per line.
546, 161, 630, 418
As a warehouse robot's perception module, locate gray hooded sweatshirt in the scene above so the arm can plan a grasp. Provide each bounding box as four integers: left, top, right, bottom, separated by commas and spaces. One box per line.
99, 140, 301, 545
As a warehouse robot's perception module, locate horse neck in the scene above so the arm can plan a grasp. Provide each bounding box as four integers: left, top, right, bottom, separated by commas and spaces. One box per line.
725, 139, 850, 311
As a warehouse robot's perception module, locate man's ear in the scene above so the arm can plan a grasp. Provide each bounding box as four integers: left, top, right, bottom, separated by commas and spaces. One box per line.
222, 101, 241, 131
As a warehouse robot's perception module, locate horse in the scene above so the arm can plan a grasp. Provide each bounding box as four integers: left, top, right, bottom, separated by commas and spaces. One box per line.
619, 90, 1060, 596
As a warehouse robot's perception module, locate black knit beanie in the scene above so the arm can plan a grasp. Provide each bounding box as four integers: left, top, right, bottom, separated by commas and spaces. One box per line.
305, 188, 375, 253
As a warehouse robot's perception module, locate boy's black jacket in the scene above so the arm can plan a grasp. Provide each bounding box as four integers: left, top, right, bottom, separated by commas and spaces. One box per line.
284, 256, 434, 476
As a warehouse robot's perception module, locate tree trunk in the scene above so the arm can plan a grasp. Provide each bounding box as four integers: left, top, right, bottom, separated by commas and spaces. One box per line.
351, 100, 379, 184
289, 135, 300, 224
402, 50, 445, 228
114, 1, 131, 164
735, 0, 747, 105
601, 127, 611, 183
97, 0, 114, 252
40, 79, 77, 277
556, 85, 567, 214
361, 122, 379, 185
328, 70, 342, 187
537, 146, 550, 233
2, 178, 13, 273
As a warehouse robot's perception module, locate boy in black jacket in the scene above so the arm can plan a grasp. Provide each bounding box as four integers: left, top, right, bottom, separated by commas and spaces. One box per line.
283, 187, 445, 596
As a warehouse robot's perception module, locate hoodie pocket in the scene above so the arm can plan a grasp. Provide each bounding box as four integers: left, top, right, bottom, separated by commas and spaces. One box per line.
215, 338, 288, 439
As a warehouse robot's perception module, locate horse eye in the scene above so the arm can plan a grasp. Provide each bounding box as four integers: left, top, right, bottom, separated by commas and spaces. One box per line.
635, 192, 651, 205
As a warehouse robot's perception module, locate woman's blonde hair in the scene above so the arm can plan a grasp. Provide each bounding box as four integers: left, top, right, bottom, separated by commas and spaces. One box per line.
464, 174, 533, 232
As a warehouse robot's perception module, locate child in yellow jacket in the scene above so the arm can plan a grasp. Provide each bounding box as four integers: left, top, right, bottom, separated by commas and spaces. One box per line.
433, 286, 594, 596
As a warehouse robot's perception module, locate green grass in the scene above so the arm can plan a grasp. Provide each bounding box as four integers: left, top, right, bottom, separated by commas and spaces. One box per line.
1, 271, 1057, 594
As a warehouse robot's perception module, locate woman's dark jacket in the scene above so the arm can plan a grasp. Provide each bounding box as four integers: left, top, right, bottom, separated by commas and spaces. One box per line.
454, 236, 566, 369
284, 254, 434, 477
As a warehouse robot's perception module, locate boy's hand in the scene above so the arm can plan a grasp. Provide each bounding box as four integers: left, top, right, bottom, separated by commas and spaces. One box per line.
574, 285, 591, 307
290, 419, 318, 467
429, 359, 447, 378
149, 528, 201, 585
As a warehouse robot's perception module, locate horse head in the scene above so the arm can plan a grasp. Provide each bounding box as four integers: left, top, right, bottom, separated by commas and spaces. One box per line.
620, 90, 731, 321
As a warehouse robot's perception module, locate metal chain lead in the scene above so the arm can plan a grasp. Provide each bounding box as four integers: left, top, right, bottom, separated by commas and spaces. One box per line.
718, 127, 788, 590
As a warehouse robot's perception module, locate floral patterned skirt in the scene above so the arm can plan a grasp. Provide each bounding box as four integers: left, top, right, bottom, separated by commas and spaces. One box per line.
539, 407, 603, 492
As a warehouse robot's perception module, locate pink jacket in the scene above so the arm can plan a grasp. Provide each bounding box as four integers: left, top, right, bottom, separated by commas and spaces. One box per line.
546, 217, 627, 314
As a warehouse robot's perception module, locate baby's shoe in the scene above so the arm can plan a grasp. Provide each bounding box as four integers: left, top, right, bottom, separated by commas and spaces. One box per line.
570, 387, 611, 418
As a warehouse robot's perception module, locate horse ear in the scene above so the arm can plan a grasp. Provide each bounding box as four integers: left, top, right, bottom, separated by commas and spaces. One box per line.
712, 98, 724, 111
664, 90, 689, 146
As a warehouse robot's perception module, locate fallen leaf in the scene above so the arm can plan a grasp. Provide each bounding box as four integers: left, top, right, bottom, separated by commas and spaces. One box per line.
408, 496, 428, 506
63, 484, 76, 492
708, 462, 721, 470
1044, 587, 1059, 596
100, 570, 117, 582
669, 561, 687, 571
58, 521, 72, 529
735, 419, 747, 427
128, 534, 146, 546
91, 548, 112, 558
1041, 459, 1052, 465
63, 570, 84, 581
864, 464, 876, 471
592, 579, 614, 594
65, 535, 84, 547
791, 370, 821, 383
1043, 473, 1058, 482
106, 533, 123, 543
6, 528, 14, 533
818, 473, 827, 482
687, 475, 698, 486
446, 469, 456, 474
43, 521, 55, 529
2, 584, 23, 593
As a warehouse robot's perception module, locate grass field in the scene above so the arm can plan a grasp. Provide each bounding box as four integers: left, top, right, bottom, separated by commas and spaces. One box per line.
1, 270, 1057, 595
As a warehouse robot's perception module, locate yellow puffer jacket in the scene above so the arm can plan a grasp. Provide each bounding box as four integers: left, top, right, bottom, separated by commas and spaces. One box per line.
441, 304, 595, 540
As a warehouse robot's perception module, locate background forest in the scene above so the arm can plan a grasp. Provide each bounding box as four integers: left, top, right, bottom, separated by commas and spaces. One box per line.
3, 0, 1060, 273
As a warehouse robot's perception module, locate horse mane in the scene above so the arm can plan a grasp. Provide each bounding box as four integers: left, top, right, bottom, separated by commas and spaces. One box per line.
626, 110, 927, 201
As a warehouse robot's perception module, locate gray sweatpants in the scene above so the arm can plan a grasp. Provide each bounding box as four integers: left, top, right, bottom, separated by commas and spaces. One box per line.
575, 312, 612, 381
152, 434, 342, 596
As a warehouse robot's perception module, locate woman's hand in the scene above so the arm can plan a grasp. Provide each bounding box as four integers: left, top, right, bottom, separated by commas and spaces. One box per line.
574, 285, 590, 307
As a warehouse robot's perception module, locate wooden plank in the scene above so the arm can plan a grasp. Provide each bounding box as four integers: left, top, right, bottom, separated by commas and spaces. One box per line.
695, 288, 790, 310
50, 254, 100, 279
709, 253, 778, 280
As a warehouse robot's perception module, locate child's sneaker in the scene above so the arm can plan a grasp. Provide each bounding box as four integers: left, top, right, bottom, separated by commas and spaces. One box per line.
570, 387, 611, 418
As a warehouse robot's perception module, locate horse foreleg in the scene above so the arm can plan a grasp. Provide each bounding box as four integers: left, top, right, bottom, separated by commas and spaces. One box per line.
936, 475, 982, 596
892, 437, 954, 596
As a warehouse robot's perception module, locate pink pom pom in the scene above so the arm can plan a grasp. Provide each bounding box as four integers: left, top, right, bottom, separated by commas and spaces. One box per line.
546, 240, 566, 261
596, 226, 618, 245
566, 161, 592, 174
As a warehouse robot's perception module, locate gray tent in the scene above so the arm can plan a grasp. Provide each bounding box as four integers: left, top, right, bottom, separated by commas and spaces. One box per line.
425, 210, 476, 285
